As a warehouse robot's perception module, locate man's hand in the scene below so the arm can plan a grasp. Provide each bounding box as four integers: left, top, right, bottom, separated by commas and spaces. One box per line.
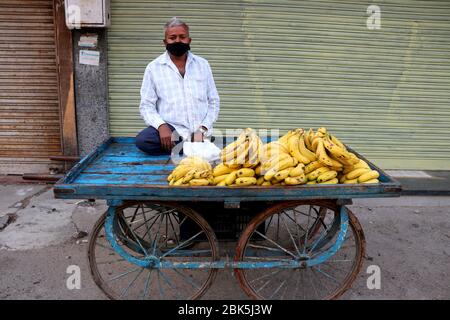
192, 131, 203, 142
158, 123, 174, 152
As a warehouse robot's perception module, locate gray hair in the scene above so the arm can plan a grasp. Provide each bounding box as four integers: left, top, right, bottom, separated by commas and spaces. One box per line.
164, 17, 189, 36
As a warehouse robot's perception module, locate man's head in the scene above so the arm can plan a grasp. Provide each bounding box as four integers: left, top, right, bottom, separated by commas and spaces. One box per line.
164, 17, 191, 57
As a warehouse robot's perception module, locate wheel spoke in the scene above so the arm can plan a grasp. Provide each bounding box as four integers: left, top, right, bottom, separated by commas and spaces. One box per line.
173, 268, 200, 289
119, 268, 145, 299
253, 230, 297, 259
312, 266, 340, 285
281, 212, 301, 255
166, 212, 180, 245
108, 266, 141, 282
158, 270, 182, 299
160, 231, 204, 258
269, 278, 287, 300
248, 268, 283, 285
302, 207, 313, 254
141, 269, 154, 300
282, 210, 306, 233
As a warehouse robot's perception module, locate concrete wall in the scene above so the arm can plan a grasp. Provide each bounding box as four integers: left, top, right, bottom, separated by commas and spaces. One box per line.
72, 29, 110, 156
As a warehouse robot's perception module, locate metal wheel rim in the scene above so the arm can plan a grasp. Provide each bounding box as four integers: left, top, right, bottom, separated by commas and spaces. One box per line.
88, 202, 219, 300
234, 201, 366, 300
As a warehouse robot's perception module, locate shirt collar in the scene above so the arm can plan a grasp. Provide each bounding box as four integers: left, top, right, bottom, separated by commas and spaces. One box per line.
160, 50, 195, 66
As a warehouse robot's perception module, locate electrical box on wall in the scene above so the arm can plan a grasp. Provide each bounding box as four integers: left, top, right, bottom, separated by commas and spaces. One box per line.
65, 0, 110, 29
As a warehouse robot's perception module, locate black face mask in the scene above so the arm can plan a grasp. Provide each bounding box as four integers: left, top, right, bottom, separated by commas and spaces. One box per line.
166, 42, 190, 57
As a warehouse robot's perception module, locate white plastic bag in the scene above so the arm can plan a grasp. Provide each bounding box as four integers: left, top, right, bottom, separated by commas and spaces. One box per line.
182, 139, 221, 163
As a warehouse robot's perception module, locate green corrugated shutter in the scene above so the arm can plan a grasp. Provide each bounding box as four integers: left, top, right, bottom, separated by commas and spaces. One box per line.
108, 0, 450, 170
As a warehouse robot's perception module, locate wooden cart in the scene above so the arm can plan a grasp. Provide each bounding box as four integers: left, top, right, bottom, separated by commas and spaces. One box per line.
54, 137, 401, 300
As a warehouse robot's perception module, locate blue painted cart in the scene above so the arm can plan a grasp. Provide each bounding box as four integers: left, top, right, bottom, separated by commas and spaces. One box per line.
54, 137, 401, 300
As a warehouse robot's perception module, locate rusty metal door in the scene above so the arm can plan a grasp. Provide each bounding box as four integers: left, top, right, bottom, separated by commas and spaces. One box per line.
0, 0, 62, 174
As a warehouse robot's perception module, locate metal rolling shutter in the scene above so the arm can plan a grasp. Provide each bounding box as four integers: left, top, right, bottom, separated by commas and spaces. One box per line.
108, 0, 450, 170
0, 0, 62, 174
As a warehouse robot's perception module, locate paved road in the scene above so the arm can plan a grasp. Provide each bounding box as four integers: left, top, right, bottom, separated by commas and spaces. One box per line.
0, 184, 449, 299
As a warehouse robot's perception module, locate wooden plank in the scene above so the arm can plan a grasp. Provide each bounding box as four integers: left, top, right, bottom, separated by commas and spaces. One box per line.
54, 182, 401, 201
74, 173, 168, 185
54, 0, 78, 158
63, 138, 112, 184
94, 154, 171, 164
84, 163, 175, 174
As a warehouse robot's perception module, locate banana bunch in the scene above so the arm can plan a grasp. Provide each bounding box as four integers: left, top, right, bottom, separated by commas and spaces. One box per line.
212, 163, 258, 186
220, 128, 262, 169
339, 160, 380, 184
167, 156, 213, 186
301, 127, 380, 184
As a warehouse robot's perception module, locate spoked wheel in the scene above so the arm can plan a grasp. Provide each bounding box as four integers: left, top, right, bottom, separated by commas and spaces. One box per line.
234, 200, 365, 300
88, 202, 219, 300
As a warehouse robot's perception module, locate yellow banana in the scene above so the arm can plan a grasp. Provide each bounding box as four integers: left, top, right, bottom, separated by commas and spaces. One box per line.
353, 160, 370, 170
213, 174, 229, 185
243, 139, 260, 167
318, 178, 339, 184
227, 163, 241, 170
315, 139, 334, 167
225, 171, 239, 185
262, 152, 292, 170
299, 134, 316, 162
357, 170, 380, 183
194, 170, 211, 179
343, 178, 358, 184
306, 166, 330, 181
234, 139, 251, 165
343, 165, 356, 175
317, 127, 327, 135
348, 153, 361, 165
311, 136, 322, 152
289, 134, 311, 164
167, 173, 173, 182
266, 157, 296, 174
217, 180, 227, 186
304, 160, 324, 174
173, 178, 184, 186
346, 168, 371, 180
213, 163, 233, 177
322, 137, 353, 163
362, 178, 379, 184
317, 170, 338, 183
182, 168, 198, 183
289, 163, 305, 177
237, 168, 255, 178
169, 178, 176, 186
278, 130, 296, 146
304, 128, 314, 151
189, 178, 210, 186
256, 176, 265, 185
172, 166, 194, 181
235, 177, 257, 186
330, 134, 346, 150
285, 175, 307, 185
306, 180, 317, 185
274, 168, 292, 181
261, 181, 272, 186
254, 165, 262, 175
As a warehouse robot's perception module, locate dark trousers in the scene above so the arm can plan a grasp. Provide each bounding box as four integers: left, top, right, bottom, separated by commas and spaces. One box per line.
135, 124, 183, 155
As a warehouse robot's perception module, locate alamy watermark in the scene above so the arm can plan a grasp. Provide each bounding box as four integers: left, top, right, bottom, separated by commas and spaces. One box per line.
66, 265, 81, 290
367, 5, 381, 30
366, 265, 381, 290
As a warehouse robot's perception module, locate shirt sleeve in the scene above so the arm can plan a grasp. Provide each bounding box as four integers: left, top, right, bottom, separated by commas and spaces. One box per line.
201, 62, 220, 131
139, 66, 165, 129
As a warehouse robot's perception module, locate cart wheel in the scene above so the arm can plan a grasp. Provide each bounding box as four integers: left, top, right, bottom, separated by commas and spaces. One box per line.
88, 202, 219, 300
234, 201, 365, 300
